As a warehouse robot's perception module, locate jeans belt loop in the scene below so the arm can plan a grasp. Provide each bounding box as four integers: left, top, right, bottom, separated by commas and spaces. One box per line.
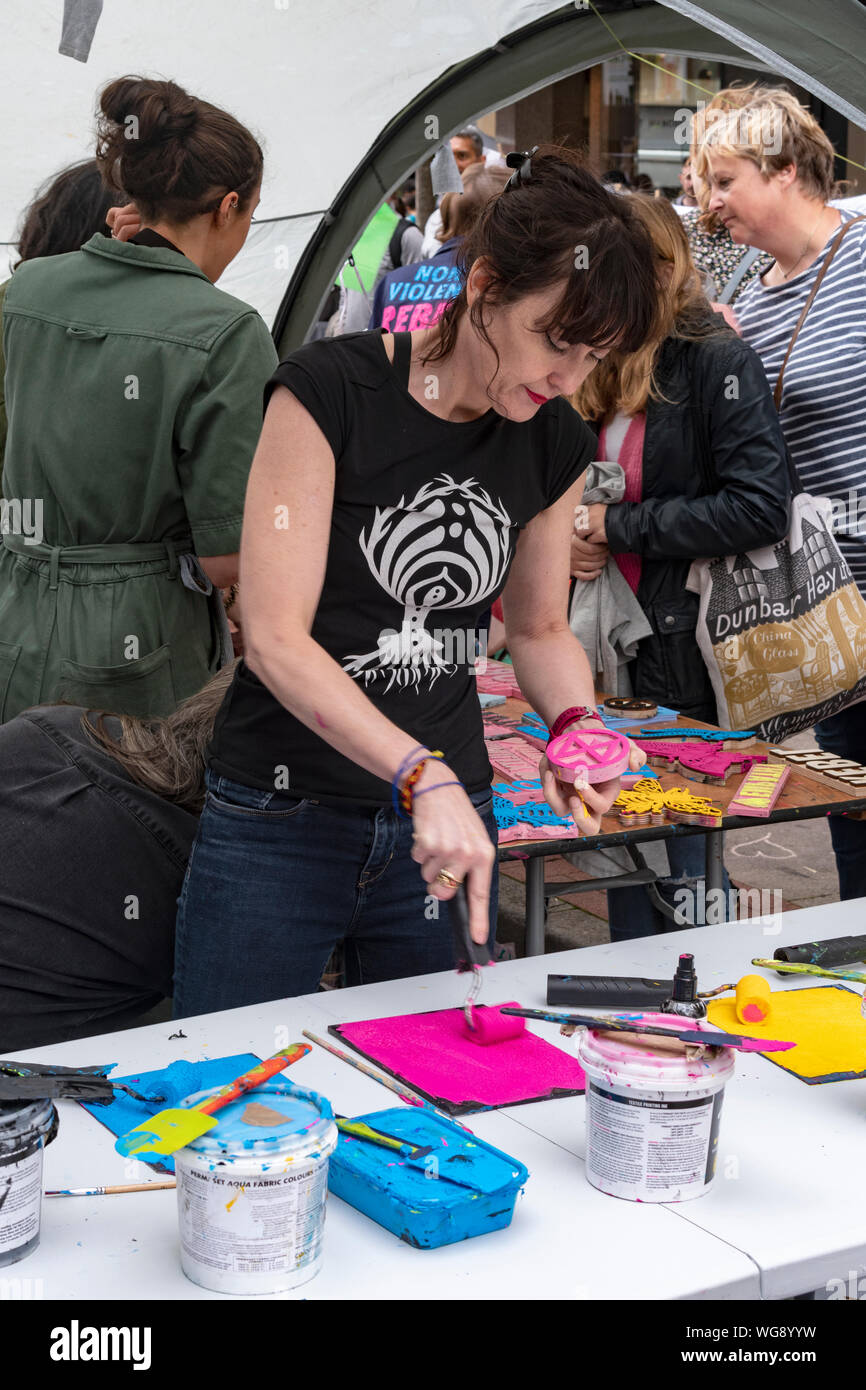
48, 546, 61, 591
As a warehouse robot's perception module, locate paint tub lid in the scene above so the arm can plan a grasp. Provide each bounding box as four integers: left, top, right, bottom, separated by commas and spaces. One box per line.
178, 1080, 336, 1160
578, 1015, 735, 1091
0, 1097, 58, 1157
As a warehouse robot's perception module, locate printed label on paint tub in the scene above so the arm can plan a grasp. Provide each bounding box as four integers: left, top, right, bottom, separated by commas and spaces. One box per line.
178, 1163, 329, 1275
0, 1150, 43, 1256
586, 1083, 724, 1202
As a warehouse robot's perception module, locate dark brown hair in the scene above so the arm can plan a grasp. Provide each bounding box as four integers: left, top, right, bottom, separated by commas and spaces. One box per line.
15, 159, 115, 267
423, 145, 658, 372
95, 76, 263, 224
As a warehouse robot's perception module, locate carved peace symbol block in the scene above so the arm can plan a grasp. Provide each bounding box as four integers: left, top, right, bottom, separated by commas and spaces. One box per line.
546, 727, 631, 784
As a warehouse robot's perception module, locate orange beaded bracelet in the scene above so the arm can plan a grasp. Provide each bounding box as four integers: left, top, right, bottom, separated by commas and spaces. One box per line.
399, 750, 444, 815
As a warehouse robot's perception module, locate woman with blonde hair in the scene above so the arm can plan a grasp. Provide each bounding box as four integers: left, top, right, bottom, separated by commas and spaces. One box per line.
571, 194, 791, 938
680, 84, 773, 304
693, 88, 866, 900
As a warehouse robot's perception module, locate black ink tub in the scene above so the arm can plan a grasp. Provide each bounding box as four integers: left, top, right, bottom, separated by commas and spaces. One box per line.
0, 1098, 58, 1266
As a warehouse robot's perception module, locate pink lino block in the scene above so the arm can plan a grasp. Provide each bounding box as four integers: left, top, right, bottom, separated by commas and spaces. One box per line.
727, 763, 790, 818
488, 738, 544, 781
636, 739, 767, 784
546, 728, 630, 785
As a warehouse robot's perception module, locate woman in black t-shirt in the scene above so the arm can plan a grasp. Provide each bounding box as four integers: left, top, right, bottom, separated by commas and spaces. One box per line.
173, 148, 659, 1016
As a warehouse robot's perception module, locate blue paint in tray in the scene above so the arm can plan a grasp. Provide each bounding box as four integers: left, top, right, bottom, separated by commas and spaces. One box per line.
328, 1106, 529, 1249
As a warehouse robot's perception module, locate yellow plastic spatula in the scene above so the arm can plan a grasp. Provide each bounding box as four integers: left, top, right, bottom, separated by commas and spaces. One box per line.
115, 1043, 310, 1159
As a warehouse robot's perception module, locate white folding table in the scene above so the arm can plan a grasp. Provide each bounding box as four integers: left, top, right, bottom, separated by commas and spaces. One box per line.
11, 899, 865, 1300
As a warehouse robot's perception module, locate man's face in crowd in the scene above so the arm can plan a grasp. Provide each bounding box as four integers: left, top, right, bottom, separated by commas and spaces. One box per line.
451, 136, 484, 175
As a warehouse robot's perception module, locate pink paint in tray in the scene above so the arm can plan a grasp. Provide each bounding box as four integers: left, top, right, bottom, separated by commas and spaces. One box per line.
331, 1001, 586, 1114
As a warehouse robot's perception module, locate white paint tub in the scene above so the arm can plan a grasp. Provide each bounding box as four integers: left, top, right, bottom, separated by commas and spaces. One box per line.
0, 1098, 58, 1267
174, 1080, 338, 1295
578, 1018, 734, 1203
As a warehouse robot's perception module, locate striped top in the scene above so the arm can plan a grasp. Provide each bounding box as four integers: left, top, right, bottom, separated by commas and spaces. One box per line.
736, 211, 866, 596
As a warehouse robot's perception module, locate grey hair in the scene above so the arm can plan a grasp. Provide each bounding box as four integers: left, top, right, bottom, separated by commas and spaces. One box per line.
454, 127, 484, 157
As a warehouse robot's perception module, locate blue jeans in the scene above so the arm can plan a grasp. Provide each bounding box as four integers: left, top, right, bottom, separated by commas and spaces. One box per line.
607, 835, 731, 942
814, 701, 866, 901
173, 772, 499, 1017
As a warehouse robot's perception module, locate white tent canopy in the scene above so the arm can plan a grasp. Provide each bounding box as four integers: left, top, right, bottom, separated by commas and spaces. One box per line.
1, 1, 864, 346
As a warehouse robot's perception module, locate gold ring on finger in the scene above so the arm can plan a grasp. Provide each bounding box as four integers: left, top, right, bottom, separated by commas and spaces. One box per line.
435, 868, 461, 888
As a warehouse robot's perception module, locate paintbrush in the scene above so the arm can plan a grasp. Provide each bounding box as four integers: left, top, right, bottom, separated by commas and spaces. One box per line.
302, 1030, 472, 1132
499, 1007, 795, 1052
302, 1030, 430, 1107
335, 1117, 433, 1160
46, 1182, 176, 1196
333, 1116, 480, 1191
752, 958, 866, 984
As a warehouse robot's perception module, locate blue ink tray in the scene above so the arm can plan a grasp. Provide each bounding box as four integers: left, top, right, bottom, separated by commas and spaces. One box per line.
327, 1106, 529, 1249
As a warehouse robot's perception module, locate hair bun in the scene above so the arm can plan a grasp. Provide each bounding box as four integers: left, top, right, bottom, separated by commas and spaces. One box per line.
95, 72, 263, 224
155, 104, 198, 141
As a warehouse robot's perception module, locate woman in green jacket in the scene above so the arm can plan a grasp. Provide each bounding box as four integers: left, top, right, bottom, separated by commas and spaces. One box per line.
1, 158, 118, 472
0, 76, 277, 721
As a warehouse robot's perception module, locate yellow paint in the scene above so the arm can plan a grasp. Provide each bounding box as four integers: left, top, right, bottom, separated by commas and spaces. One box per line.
225, 1185, 246, 1212
708, 985, 866, 1080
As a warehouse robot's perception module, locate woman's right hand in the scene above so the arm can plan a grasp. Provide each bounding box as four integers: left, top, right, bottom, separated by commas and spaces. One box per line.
570, 531, 608, 580
106, 203, 142, 242
409, 761, 496, 946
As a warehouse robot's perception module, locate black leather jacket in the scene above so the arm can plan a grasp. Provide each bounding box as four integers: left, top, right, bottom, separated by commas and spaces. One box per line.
602, 320, 792, 721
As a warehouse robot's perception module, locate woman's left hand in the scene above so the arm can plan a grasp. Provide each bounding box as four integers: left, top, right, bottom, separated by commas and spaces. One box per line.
539, 734, 644, 835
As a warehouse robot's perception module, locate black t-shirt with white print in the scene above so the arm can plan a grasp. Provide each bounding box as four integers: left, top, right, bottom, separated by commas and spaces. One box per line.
208, 329, 595, 804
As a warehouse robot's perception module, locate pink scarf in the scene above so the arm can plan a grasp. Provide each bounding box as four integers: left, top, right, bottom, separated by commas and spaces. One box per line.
598, 413, 646, 595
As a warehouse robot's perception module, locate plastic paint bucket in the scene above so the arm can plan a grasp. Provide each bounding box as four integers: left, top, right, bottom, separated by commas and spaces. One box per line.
174, 1080, 338, 1295
577, 1019, 734, 1203
0, 1098, 58, 1267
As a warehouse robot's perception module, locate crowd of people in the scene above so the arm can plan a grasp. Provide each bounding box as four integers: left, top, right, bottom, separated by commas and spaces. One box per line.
1, 77, 864, 1049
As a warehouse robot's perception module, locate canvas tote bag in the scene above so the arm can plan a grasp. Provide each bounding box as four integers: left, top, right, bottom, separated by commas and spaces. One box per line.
687, 216, 866, 743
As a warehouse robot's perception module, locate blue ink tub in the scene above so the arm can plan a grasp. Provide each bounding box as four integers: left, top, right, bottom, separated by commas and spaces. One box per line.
327, 1106, 528, 1249
174, 1081, 338, 1295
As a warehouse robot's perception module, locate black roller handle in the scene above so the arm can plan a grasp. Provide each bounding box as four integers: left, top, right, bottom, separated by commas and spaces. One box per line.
548, 974, 672, 1010
774, 935, 866, 971
450, 880, 492, 972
